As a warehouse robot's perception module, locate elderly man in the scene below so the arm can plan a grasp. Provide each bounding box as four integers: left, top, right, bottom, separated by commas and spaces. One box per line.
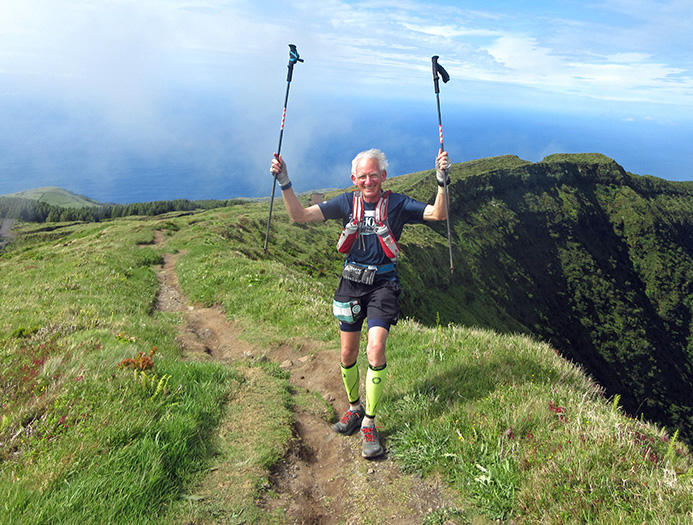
270, 148, 450, 458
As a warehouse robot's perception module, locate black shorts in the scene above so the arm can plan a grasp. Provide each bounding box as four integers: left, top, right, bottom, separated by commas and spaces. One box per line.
334, 277, 402, 332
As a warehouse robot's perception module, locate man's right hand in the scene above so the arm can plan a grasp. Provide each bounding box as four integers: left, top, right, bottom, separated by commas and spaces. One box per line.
436, 150, 451, 187
271, 153, 291, 189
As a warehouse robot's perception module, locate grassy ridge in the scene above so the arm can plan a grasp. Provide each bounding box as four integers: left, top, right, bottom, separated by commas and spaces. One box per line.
0, 217, 292, 524
385, 322, 693, 521
389, 154, 693, 444
2, 186, 102, 208
171, 204, 693, 522
2, 159, 693, 521
164, 204, 693, 522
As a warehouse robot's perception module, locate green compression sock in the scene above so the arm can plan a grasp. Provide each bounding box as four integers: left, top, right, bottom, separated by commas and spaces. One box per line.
340, 361, 360, 404
365, 363, 387, 418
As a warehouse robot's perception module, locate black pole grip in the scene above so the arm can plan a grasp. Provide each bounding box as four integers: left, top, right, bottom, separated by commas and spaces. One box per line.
287, 44, 303, 82
432, 56, 441, 94
431, 55, 450, 94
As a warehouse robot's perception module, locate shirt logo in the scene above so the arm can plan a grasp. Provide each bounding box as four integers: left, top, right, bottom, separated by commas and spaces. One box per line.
360, 210, 376, 234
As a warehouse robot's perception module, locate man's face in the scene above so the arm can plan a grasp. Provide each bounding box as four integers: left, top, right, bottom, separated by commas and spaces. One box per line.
351, 157, 387, 203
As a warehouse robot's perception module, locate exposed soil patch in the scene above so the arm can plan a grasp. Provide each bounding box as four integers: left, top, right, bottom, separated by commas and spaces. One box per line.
152, 232, 461, 524
0, 218, 15, 240
0, 218, 16, 250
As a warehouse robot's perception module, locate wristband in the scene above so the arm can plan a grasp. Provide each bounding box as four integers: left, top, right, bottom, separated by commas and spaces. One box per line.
280, 181, 292, 191
437, 176, 450, 187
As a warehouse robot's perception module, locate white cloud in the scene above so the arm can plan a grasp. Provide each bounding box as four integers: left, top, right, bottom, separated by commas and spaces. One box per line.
2, 0, 690, 108
1, 0, 691, 151
1, 0, 692, 197
486, 36, 560, 72
606, 52, 652, 63
400, 22, 499, 39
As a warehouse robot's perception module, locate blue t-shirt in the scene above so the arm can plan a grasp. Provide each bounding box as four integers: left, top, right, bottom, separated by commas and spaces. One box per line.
319, 191, 428, 268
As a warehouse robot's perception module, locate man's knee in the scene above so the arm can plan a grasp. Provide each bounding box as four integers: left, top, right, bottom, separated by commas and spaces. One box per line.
340, 330, 360, 365
366, 330, 388, 367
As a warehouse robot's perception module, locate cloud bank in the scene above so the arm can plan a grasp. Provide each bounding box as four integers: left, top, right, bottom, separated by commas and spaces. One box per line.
0, 0, 691, 201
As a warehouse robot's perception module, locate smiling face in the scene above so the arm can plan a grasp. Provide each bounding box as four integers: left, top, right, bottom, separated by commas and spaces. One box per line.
351, 157, 387, 203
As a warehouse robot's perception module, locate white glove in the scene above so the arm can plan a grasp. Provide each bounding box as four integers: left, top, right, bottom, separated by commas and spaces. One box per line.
271, 154, 291, 189
436, 152, 451, 187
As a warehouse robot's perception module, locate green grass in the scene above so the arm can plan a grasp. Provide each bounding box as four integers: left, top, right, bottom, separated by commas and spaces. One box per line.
166, 360, 294, 525
2, 359, 238, 524
383, 321, 693, 521
2, 203, 693, 523
165, 205, 693, 522
0, 216, 293, 524
2, 186, 103, 208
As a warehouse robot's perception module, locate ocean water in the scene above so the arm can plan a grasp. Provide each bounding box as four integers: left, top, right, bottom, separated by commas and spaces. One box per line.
1, 96, 691, 204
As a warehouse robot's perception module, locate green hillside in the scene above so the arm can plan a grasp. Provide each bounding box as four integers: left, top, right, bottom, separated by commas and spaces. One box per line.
0, 188, 244, 223
2, 186, 103, 208
388, 153, 693, 444
2, 155, 693, 522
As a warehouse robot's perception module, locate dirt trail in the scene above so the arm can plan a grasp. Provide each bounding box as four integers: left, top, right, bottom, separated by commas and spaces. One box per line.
152, 232, 460, 524
0, 218, 16, 250
0, 218, 15, 240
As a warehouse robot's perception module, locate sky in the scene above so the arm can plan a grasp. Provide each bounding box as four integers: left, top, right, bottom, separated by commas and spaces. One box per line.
0, 0, 692, 203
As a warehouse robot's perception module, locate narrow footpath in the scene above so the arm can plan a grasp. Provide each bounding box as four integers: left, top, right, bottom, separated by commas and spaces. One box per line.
0, 218, 16, 250
152, 231, 460, 524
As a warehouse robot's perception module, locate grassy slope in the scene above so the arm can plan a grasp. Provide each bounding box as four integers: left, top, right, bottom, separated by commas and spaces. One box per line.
2, 159, 693, 522
2, 186, 103, 208
0, 217, 292, 524
391, 153, 693, 443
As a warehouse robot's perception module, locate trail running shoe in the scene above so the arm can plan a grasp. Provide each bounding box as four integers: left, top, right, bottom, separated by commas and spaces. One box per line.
332, 405, 365, 435
361, 426, 384, 459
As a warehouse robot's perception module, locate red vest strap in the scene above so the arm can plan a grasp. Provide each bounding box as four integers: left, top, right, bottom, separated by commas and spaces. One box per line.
375, 191, 400, 262
336, 191, 400, 263
336, 192, 362, 254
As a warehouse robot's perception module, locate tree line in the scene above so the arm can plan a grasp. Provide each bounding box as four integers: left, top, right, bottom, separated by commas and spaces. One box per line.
0, 197, 246, 223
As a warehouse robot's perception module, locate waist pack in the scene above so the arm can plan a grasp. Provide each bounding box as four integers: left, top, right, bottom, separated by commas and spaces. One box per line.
333, 298, 365, 324
342, 262, 377, 285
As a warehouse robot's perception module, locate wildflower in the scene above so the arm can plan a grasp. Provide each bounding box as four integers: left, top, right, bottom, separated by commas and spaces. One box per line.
118, 347, 157, 371
549, 402, 565, 414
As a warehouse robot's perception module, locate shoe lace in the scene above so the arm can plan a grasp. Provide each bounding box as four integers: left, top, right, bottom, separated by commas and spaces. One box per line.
362, 427, 376, 442
340, 410, 356, 424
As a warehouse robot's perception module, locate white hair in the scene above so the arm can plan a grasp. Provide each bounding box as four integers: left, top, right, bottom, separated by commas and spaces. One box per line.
351, 148, 389, 175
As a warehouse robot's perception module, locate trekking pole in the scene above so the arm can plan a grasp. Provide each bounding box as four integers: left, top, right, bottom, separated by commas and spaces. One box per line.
431, 55, 454, 272
264, 44, 304, 252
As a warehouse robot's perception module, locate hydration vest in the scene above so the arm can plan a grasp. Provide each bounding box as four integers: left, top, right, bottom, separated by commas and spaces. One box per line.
336, 191, 401, 263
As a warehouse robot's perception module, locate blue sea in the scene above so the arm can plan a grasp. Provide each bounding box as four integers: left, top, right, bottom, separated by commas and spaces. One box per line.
1, 95, 691, 204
